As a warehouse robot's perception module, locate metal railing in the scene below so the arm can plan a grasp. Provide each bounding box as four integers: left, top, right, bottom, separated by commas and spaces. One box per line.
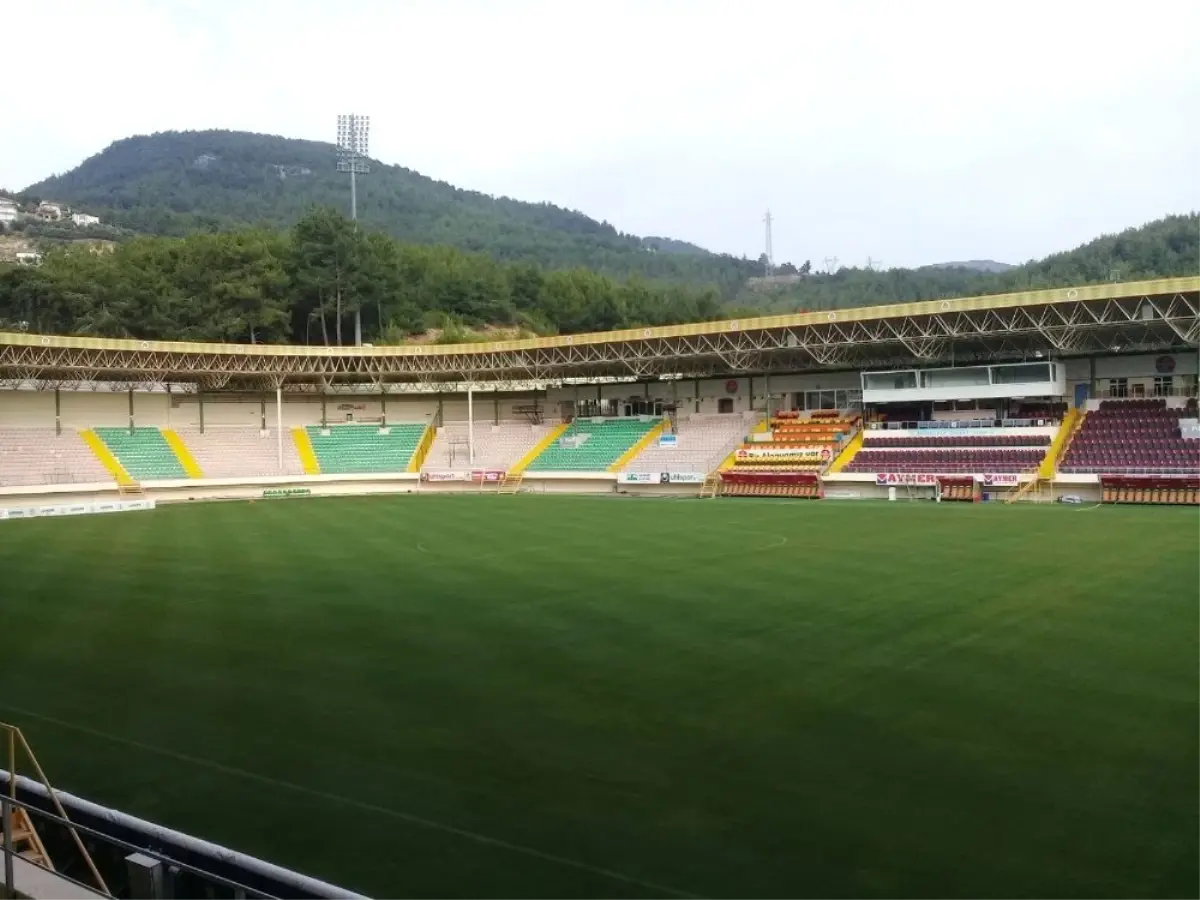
868, 417, 1059, 431
1, 719, 364, 900
2, 722, 108, 897
1, 790, 278, 900
1058, 466, 1200, 475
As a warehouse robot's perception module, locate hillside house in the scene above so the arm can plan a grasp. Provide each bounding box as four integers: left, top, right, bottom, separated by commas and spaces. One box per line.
72, 213, 101, 227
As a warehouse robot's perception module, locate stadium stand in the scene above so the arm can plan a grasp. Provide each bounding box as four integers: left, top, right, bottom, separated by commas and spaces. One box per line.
871, 434, 1051, 448
174, 427, 305, 478
716, 411, 859, 498
525, 417, 660, 471
620, 414, 755, 474
0, 428, 114, 486
845, 448, 1044, 474
92, 427, 188, 480
305, 423, 427, 474
1058, 399, 1200, 474
727, 411, 860, 473
424, 422, 554, 472
843, 422, 1054, 475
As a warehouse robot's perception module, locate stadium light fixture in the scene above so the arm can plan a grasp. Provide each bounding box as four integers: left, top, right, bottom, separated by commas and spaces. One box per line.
336, 114, 370, 346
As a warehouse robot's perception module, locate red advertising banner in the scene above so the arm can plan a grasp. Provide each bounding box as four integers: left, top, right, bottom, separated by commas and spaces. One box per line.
721, 472, 820, 486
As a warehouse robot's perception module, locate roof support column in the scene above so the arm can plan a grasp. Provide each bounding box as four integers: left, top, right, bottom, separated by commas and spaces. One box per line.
276, 385, 283, 472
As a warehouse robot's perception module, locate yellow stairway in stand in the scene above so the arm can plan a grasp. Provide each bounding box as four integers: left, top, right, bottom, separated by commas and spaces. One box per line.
498, 472, 523, 494
1038, 407, 1082, 479
79, 429, 135, 486
609, 421, 667, 472
407, 424, 436, 473
509, 422, 570, 475
826, 428, 865, 473
162, 429, 204, 478
292, 427, 321, 475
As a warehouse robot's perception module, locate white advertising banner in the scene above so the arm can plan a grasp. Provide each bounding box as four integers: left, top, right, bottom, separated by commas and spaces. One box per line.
421, 471, 470, 482
735, 446, 832, 461
873, 473, 1021, 486
1, 499, 155, 521
665, 472, 707, 484
619, 472, 707, 485
619, 473, 658, 484
981, 474, 1020, 486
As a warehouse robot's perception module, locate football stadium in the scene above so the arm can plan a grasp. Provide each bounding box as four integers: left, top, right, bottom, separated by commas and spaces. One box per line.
0, 276, 1198, 898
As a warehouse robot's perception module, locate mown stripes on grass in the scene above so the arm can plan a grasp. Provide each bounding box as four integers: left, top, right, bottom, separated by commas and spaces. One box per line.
0, 497, 1195, 898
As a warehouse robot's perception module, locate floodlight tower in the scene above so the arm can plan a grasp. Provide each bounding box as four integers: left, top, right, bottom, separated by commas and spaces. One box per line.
336, 114, 370, 345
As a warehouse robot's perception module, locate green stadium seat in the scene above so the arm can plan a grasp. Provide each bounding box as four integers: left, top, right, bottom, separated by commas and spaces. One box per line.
526, 418, 659, 471
306, 424, 426, 474
93, 427, 187, 480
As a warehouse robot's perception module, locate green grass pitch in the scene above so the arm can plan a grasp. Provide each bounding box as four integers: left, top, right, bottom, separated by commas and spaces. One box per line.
0, 496, 1196, 898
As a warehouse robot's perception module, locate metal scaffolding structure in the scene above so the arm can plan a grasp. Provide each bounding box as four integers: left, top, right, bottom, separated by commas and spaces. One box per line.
0, 278, 1195, 393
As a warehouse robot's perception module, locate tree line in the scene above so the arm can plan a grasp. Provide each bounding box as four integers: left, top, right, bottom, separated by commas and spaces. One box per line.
0, 208, 726, 343
740, 214, 1199, 311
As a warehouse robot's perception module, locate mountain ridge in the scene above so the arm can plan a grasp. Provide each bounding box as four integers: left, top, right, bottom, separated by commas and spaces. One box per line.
21, 129, 759, 292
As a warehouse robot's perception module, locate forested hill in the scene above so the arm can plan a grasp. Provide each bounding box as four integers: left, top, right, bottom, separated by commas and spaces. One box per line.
737, 214, 1200, 313
22, 130, 760, 291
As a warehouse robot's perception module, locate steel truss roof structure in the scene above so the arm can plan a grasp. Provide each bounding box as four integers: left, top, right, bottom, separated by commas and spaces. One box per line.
0, 277, 1196, 393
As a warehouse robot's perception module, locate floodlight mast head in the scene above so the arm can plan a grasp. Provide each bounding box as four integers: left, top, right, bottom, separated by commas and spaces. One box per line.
335, 114, 370, 174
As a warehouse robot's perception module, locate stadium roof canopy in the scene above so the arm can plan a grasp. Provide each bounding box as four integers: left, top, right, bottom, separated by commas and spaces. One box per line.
0, 277, 1196, 393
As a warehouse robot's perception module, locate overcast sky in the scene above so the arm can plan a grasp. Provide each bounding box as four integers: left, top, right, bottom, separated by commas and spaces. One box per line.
5, 0, 1198, 268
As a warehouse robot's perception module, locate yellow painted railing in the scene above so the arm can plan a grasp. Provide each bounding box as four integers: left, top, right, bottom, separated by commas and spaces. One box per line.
79, 429, 134, 485
609, 421, 667, 472
827, 428, 865, 473
1038, 408, 1082, 479
162, 428, 203, 478
509, 422, 569, 474
1, 721, 110, 895
292, 427, 321, 475
407, 424, 435, 473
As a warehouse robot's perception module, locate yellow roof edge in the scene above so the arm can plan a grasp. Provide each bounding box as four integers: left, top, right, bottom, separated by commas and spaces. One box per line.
1, 275, 1195, 358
